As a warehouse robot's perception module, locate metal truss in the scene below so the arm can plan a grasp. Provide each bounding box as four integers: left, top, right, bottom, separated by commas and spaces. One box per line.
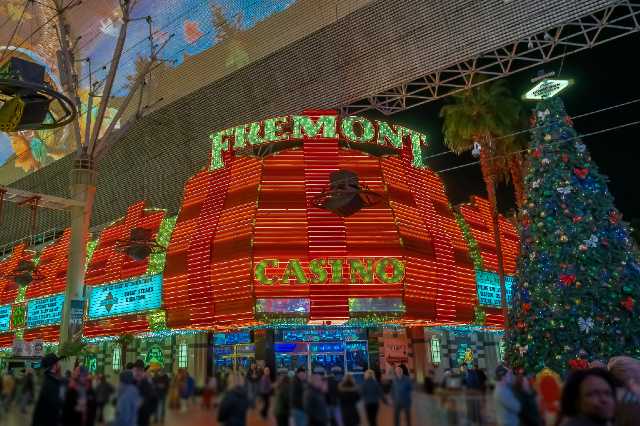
341, 0, 640, 115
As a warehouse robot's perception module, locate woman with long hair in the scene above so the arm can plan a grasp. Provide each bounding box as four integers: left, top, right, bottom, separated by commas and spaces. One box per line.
338, 373, 361, 426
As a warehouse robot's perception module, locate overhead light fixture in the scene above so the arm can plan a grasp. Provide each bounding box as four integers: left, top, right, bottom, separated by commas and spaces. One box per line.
527, 37, 534, 49
524, 77, 572, 100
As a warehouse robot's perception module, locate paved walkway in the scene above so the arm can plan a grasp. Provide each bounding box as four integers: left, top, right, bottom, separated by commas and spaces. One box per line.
0, 391, 498, 425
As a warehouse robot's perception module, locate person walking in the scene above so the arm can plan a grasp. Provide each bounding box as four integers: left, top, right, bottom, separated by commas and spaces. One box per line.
326, 370, 341, 426
20, 369, 35, 414
607, 356, 640, 426
218, 374, 249, 426
361, 369, 384, 426
557, 368, 616, 426
32, 353, 64, 426
202, 375, 217, 410
338, 374, 360, 426
95, 374, 115, 424
1, 369, 15, 412
133, 360, 157, 426
290, 367, 308, 426
305, 373, 329, 426
114, 370, 141, 426
274, 375, 291, 426
246, 363, 261, 409
62, 366, 91, 426
494, 365, 521, 426
513, 369, 542, 426
462, 363, 482, 426
168, 369, 184, 410
391, 365, 412, 426
258, 366, 273, 419
152, 369, 170, 423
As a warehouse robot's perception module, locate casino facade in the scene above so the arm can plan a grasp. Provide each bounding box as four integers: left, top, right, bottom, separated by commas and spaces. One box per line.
0, 110, 519, 382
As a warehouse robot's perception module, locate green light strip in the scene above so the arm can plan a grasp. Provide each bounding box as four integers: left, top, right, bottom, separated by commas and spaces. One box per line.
147, 216, 177, 275
454, 211, 484, 270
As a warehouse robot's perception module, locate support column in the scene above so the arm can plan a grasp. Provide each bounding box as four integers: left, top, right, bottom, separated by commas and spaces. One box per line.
60, 154, 96, 347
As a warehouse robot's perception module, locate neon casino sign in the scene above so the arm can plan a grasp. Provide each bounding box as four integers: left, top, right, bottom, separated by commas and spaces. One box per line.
209, 114, 429, 170
254, 257, 405, 285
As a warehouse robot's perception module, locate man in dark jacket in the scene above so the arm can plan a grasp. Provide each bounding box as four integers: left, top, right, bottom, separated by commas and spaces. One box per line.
32, 353, 64, 426
290, 367, 307, 426
218, 374, 249, 426
305, 373, 329, 426
133, 360, 158, 426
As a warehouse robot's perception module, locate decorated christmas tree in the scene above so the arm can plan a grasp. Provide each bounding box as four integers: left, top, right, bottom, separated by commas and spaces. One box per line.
507, 95, 640, 374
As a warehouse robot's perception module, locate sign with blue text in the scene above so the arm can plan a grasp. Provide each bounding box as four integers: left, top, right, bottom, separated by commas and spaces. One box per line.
475, 270, 515, 307
87, 274, 163, 320
27, 294, 65, 328
0, 305, 11, 332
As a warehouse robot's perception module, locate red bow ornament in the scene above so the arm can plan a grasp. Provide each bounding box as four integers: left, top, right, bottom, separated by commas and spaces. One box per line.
560, 274, 576, 286
622, 297, 634, 312
574, 168, 589, 179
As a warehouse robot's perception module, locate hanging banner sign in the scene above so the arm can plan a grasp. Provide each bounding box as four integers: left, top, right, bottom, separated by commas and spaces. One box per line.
87, 274, 163, 320
475, 270, 515, 307
26, 294, 65, 329
0, 305, 11, 332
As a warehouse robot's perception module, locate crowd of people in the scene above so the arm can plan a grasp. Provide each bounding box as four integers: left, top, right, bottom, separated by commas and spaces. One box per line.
18, 353, 198, 426
491, 356, 640, 426
1, 351, 638, 426
217, 363, 413, 426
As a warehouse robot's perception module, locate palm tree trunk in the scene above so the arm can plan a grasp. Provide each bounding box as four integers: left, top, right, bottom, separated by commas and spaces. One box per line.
508, 153, 525, 208
479, 136, 509, 326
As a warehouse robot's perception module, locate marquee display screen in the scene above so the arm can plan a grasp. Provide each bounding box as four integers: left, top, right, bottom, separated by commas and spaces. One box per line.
476, 271, 515, 307
27, 294, 65, 329
0, 305, 11, 332
87, 274, 162, 320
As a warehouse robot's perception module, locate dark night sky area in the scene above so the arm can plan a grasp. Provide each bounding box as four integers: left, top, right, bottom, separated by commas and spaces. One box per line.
365, 32, 640, 221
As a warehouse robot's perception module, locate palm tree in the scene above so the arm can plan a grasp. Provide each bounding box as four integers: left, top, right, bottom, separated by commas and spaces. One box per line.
440, 78, 522, 322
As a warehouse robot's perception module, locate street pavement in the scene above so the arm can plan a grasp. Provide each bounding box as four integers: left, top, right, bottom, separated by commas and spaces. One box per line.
0, 391, 497, 426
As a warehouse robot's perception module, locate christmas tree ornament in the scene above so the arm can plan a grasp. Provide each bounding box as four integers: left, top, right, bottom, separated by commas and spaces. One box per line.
564, 115, 574, 126
544, 134, 552, 142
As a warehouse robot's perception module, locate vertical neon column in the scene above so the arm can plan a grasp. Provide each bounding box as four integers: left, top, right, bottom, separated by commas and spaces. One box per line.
303, 110, 348, 320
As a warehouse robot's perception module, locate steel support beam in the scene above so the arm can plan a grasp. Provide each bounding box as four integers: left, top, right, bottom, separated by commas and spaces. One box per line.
341, 0, 640, 115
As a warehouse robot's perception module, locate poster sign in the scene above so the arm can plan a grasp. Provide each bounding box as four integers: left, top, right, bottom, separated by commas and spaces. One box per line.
476, 271, 515, 307
0, 305, 11, 332
26, 294, 65, 329
87, 274, 162, 320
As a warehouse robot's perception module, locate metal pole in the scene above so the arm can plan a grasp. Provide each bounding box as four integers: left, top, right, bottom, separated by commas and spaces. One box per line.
59, 158, 96, 348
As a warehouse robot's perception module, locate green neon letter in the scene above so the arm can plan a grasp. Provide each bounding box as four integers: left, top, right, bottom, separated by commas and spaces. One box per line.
209, 129, 231, 170
375, 258, 405, 283
341, 116, 375, 143
349, 259, 374, 283
255, 259, 279, 284
376, 121, 404, 148
247, 121, 266, 146
402, 128, 427, 168
292, 115, 337, 139
233, 125, 248, 149
264, 116, 290, 142
309, 258, 328, 284
281, 259, 308, 284
329, 259, 343, 283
